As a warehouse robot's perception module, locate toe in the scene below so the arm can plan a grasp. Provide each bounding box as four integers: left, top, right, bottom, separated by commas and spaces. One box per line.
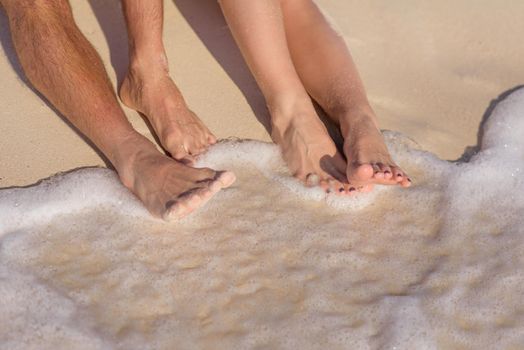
163, 186, 214, 221
400, 175, 412, 187
187, 139, 208, 157
380, 164, 393, 180
214, 171, 236, 188
207, 133, 217, 145
199, 135, 212, 151
164, 201, 190, 221
347, 184, 357, 195
183, 192, 203, 211
327, 178, 346, 195
170, 143, 192, 162
305, 173, 320, 187
198, 173, 231, 194
192, 167, 218, 181
319, 179, 330, 192
347, 163, 374, 183
188, 187, 214, 208
198, 188, 214, 201
391, 166, 404, 182
372, 163, 385, 180
193, 147, 208, 157
389, 166, 412, 188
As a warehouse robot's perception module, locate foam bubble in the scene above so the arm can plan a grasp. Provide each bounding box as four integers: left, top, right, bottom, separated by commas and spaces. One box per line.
1, 89, 524, 349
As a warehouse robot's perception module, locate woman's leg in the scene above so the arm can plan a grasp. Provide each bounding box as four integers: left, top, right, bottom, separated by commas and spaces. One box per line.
280, 0, 410, 187
219, 0, 351, 194
119, 0, 216, 163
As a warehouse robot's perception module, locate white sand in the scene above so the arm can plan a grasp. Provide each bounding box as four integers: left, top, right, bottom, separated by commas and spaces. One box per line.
1, 88, 524, 348
1, 1, 524, 186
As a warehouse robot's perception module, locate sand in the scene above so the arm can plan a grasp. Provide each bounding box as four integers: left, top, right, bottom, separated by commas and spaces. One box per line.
1, 1, 524, 348
1, 0, 524, 187
1, 88, 524, 348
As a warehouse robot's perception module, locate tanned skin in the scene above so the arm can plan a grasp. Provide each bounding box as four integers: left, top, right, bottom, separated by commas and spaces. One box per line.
1, 0, 235, 220
220, 0, 410, 194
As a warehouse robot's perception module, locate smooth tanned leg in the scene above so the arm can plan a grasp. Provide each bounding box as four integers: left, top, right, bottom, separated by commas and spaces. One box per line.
219, 0, 352, 194
1, 0, 235, 219
280, 0, 410, 188
119, 0, 216, 163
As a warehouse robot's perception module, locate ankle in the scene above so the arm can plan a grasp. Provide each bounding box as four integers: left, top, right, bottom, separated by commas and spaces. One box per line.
127, 50, 169, 78
339, 106, 379, 137
267, 92, 313, 128
110, 132, 158, 188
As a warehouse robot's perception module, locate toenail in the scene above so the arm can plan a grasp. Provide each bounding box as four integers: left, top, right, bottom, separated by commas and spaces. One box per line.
339, 188, 344, 193
385, 170, 391, 174
349, 187, 356, 192
408, 178, 412, 182
397, 173, 402, 177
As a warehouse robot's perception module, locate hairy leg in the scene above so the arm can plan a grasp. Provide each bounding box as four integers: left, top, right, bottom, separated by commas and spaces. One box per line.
219, 0, 352, 194
119, 0, 216, 163
1, 0, 234, 219
280, 0, 410, 187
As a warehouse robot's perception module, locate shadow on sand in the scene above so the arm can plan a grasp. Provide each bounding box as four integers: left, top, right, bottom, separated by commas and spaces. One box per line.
172, 0, 270, 133
88, 0, 270, 132
87, 0, 129, 86
456, 84, 524, 162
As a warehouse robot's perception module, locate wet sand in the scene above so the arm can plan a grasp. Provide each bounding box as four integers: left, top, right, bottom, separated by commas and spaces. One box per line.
1, 87, 524, 347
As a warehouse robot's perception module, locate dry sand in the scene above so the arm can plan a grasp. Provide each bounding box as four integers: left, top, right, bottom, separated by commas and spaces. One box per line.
1, 0, 523, 187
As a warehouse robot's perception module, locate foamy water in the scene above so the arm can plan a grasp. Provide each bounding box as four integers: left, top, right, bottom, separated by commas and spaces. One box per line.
1, 89, 524, 349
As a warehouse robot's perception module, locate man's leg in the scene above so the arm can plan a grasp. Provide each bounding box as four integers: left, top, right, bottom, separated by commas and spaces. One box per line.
119, 0, 216, 163
219, 0, 351, 194
1, 0, 234, 219
280, 0, 410, 187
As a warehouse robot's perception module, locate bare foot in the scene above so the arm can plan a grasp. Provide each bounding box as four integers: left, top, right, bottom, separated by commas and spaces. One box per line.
119, 65, 216, 163
116, 134, 235, 220
270, 98, 355, 195
341, 112, 411, 188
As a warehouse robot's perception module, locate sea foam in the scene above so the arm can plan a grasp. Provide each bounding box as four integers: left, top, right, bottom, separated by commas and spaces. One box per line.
1, 89, 524, 349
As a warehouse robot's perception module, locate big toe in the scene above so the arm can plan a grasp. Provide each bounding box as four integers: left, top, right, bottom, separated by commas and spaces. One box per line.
163, 187, 215, 221
208, 134, 217, 144
214, 171, 236, 188
347, 163, 375, 183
